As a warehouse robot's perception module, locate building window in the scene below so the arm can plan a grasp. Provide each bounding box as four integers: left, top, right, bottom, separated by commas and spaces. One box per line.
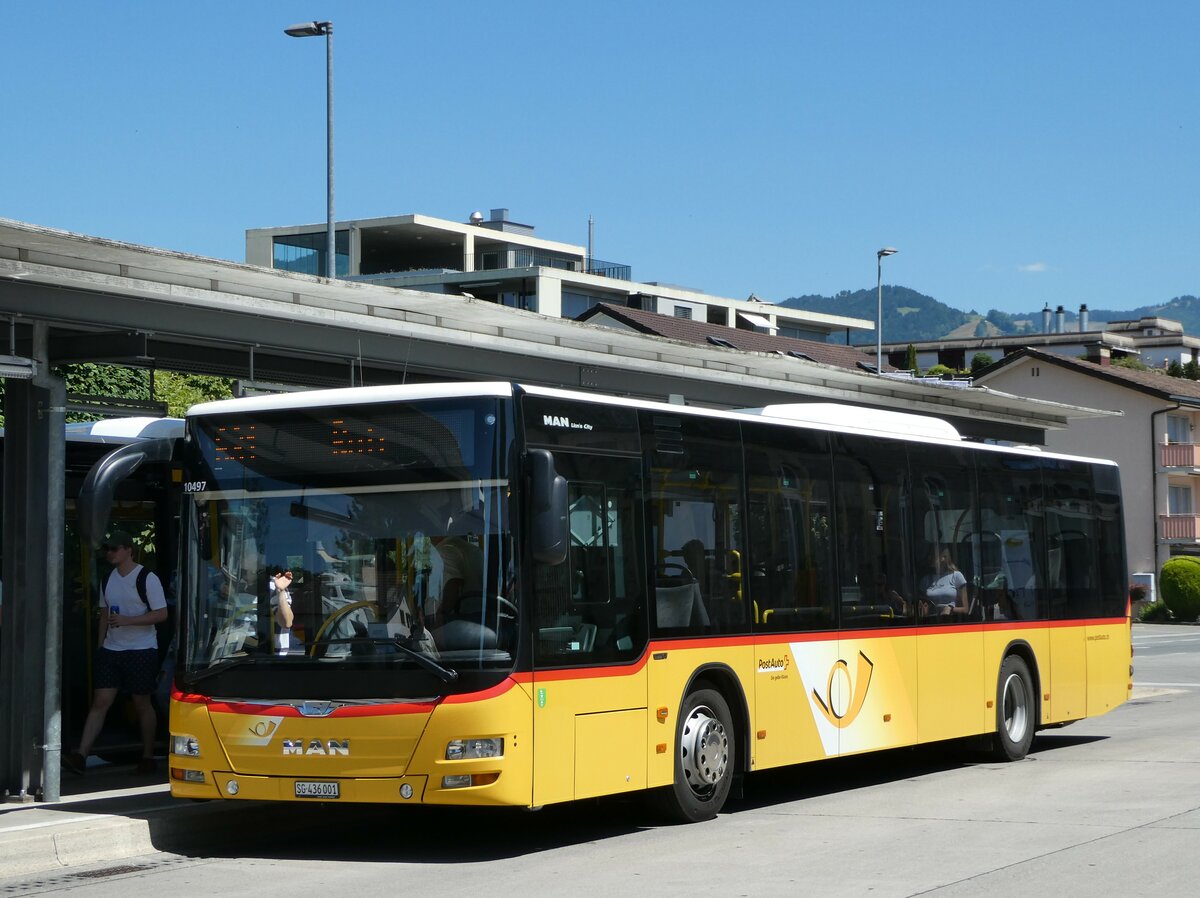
778, 325, 825, 341
562, 291, 608, 319
1169, 485, 1194, 516
1168, 415, 1192, 445
272, 231, 349, 277
673, 306, 693, 320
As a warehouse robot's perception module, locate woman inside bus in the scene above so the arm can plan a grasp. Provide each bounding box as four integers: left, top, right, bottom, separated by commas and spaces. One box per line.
918, 547, 969, 618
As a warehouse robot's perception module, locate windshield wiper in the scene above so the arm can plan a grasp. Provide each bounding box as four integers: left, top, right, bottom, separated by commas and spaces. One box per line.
318, 636, 459, 684
391, 638, 459, 683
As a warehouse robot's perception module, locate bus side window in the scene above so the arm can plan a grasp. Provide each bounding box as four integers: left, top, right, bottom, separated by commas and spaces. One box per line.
832, 435, 913, 628
643, 414, 748, 636
975, 453, 1046, 621
744, 424, 835, 632
907, 446, 977, 624
533, 455, 645, 665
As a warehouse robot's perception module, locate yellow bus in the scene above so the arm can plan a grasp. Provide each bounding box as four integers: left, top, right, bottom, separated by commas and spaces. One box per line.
168, 382, 1131, 821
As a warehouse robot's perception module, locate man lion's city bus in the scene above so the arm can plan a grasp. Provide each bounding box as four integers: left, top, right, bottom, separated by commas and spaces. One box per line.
168, 382, 1131, 821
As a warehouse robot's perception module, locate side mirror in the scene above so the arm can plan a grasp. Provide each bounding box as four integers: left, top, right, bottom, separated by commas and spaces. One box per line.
528, 449, 568, 566
78, 438, 176, 550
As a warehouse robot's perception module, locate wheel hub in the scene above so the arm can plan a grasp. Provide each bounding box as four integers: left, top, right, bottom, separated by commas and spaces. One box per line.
680, 705, 729, 794
1002, 673, 1028, 743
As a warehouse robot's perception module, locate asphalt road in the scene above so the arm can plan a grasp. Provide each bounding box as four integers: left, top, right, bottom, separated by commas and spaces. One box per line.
5, 623, 1198, 897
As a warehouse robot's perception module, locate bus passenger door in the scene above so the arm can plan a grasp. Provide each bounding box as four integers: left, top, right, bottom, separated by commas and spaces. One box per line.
1043, 460, 1098, 722
832, 435, 920, 756
530, 454, 649, 806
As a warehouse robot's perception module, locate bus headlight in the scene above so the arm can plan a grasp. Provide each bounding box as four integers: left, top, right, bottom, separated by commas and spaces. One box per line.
445, 738, 503, 760
171, 735, 201, 757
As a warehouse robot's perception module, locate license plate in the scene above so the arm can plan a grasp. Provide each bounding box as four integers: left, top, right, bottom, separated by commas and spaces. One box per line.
295, 780, 339, 799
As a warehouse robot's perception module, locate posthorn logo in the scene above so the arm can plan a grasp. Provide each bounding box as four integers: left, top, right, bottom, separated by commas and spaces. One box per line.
811, 651, 874, 729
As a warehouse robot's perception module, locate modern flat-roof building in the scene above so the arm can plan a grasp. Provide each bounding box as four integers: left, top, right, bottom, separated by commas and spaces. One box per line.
246, 208, 873, 342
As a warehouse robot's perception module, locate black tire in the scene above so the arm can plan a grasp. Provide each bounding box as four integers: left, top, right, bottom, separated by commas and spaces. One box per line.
651, 687, 735, 823
992, 655, 1035, 761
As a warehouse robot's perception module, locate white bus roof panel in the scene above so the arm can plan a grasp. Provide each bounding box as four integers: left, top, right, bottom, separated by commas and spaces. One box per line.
743, 403, 962, 441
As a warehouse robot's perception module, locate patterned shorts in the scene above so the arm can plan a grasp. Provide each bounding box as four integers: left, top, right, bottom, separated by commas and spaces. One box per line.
94, 647, 160, 695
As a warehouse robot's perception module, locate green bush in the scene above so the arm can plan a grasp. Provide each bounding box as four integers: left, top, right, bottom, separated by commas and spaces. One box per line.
1137, 601, 1173, 623
1159, 557, 1200, 622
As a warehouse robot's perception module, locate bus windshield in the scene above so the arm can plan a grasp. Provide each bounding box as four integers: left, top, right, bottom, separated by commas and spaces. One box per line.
178, 397, 515, 696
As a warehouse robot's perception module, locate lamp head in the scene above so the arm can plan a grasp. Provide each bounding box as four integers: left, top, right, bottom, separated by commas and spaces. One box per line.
285, 21, 332, 37
877, 247, 898, 259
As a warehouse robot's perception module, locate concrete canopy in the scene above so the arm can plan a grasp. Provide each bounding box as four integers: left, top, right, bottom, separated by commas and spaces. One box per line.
0, 218, 1114, 442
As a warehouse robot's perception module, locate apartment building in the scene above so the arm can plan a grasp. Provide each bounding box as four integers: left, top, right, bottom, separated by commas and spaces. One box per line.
246, 209, 872, 342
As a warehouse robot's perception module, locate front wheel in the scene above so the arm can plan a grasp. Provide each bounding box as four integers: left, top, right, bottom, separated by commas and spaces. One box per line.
651, 687, 735, 823
992, 655, 1035, 761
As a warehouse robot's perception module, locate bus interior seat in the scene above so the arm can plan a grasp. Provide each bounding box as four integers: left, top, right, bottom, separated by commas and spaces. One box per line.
437, 617, 498, 651
655, 580, 709, 628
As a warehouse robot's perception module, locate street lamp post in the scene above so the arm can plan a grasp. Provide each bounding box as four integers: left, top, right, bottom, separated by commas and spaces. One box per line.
285, 21, 335, 279
876, 247, 898, 372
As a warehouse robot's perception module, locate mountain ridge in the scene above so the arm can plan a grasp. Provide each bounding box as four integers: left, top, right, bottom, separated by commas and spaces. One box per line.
783, 288, 1200, 344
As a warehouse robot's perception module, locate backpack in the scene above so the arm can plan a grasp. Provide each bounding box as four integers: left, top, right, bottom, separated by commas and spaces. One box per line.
102, 566, 174, 662
102, 566, 151, 610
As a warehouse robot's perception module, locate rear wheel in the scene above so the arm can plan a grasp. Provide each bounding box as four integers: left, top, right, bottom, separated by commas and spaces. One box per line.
992, 655, 1035, 760
651, 687, 735, 823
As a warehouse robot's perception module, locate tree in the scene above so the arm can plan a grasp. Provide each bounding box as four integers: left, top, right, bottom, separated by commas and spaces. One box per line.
1161, 557, 1200, 622
905, 344, 918, 373
1112, 356, 1149, 371
970, 352, 995, 374
0, 364, 234, 427
1168, 360, 1184, 378
1185, 360, 1200, 381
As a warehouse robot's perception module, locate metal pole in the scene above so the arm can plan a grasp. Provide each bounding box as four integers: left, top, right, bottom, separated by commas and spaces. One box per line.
325, 24, 335, 279
39, 370, 66, 801
876, 254, 883, 373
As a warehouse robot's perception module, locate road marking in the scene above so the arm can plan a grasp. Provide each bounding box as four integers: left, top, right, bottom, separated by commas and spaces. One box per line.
1133, 681, 1200, 688
1132, 633, 1200, 640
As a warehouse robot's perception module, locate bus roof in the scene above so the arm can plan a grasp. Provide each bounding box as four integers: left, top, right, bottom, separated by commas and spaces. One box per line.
62, 416, 185, 444
183, 381, 1116, 468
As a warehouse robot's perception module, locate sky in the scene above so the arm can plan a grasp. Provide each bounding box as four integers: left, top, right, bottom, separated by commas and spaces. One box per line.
4, 1, 1198, 316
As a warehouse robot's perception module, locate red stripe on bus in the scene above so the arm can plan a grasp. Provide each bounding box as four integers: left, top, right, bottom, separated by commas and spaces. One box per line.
442, 678, 520, 703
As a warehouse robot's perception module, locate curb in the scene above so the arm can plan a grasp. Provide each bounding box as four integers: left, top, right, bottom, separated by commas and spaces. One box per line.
0, 797, 276, 878
4, 815, 158, 878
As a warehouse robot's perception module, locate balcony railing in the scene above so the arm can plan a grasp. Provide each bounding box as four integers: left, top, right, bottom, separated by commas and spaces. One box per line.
1161, 443, 1200, 468
583, 258, 632, 280
1160, 514, 1200, 541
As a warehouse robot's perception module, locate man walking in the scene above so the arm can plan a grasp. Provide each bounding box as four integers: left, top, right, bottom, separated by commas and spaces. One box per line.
62, 530, 168, 775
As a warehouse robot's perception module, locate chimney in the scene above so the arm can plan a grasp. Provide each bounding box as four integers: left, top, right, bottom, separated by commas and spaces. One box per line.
1079, 304, 1089, 332
489, 208, 509, 222
1056, 305, 1065, 334
1042, 304, 1052, 334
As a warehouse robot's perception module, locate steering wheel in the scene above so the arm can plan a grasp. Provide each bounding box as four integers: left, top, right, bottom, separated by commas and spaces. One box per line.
307, 601, 380, 657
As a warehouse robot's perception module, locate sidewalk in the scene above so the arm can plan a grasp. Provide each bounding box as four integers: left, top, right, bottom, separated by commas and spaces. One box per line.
0, 758, 246, 878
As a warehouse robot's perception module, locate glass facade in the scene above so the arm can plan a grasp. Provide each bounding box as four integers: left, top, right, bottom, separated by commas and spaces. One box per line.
273, 231, 350, 278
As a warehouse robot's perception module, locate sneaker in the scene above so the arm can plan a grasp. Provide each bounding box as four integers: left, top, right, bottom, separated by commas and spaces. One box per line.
62, 751, 87, 775
135, 757, 157, 775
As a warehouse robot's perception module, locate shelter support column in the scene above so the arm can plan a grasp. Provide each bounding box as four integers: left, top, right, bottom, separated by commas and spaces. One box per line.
0, 322, 66, 801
